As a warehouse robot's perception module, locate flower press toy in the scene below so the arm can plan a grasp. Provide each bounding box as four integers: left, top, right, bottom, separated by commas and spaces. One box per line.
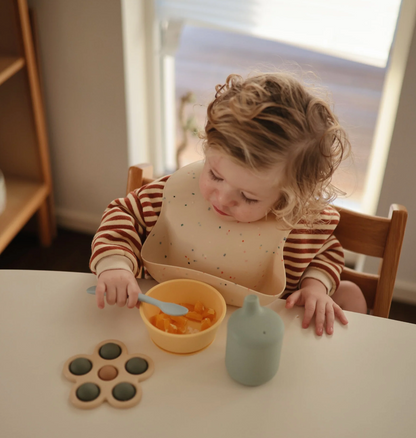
63, 340, 154, 409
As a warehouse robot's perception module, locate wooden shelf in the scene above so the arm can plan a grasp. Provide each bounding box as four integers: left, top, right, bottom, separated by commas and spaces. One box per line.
0, 56, 25, 86
0, 0, 55, 254
0, 176, 49, 253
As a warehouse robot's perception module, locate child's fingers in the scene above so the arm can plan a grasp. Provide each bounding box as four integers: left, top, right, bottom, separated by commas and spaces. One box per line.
116, 288, 128, 307
314, 300, 326, 336
325, 303, 335, 335
302, 300, 316, 329
95, 282, 106, 309
285, 290, 301, 308
334, 305, 349, 325
105, 285, 117, 306
127, 282, 140, 309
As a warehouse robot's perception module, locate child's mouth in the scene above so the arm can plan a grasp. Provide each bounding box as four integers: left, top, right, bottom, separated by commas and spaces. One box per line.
213, 205, 230, 216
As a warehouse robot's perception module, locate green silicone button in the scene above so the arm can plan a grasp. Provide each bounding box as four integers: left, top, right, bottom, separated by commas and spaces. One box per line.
125, 357, 148, 375
112, 382, 136, 401
76, 383, 100, 402
99, 343, 122, 360
69, 358, 92, 376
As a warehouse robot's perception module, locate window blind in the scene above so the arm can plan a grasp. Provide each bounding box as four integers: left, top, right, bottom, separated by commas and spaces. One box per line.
156, 0, 402, 67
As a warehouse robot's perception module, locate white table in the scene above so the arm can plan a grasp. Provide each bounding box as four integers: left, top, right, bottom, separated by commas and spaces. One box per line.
1, 270, 415, 438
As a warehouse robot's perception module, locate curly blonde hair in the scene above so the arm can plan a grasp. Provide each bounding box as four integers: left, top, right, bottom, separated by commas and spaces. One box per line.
201, 72, 350, 226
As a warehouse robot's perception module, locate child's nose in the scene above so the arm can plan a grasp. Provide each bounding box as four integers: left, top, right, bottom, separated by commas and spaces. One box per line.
218, 189, 237, 207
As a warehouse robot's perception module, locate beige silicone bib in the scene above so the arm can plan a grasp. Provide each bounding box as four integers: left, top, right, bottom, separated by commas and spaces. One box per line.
142, 161, 290, 307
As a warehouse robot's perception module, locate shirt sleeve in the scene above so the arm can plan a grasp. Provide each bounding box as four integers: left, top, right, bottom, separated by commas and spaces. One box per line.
89, 175, 170, 277
284, 207, 344, 296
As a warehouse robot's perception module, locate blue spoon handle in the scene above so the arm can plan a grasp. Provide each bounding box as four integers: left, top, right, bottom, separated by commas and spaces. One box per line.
86, 286, 188, 316
138, 294, 161, 307
87, 286, 160, 305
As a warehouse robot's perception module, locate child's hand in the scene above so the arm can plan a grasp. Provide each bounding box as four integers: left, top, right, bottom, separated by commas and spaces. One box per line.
95, 269, 142, 310
285, 278, 348, 336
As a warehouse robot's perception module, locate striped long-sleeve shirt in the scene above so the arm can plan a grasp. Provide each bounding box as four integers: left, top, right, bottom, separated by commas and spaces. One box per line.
90, 176, 344, 296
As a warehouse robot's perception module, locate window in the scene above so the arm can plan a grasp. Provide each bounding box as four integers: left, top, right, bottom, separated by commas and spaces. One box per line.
154, 0, 403, 211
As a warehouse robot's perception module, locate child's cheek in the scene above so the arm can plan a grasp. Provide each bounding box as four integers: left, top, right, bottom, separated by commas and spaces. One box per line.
198, 175, 209, 200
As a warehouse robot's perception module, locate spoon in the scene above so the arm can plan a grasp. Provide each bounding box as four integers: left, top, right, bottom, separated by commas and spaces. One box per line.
86, 286, 188, 316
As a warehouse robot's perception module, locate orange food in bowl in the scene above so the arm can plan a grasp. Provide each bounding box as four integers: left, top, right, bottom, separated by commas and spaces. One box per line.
150, 300, 217, 334
201, 318, 212, 331
139, 279, 227, 354
186, 311, 203, 322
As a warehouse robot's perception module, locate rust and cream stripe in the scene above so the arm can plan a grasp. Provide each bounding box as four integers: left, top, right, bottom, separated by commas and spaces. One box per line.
90, 176, 169, 276
283, 208, 343, 293
90, 177, 344, 292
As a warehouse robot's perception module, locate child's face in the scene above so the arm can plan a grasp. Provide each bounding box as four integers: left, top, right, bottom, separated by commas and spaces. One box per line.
199, 150, 283, 223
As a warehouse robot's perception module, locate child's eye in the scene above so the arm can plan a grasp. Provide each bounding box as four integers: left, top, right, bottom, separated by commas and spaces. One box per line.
209, 170, 223, 182
241, 193, 258, 204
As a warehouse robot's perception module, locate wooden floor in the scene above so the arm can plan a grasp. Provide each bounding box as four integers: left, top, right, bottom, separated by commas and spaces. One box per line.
1, 228, 415, 325
0, 228, 93, 274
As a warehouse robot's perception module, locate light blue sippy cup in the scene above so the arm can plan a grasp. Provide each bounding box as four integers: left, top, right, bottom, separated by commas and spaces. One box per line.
225, 295, 284, 386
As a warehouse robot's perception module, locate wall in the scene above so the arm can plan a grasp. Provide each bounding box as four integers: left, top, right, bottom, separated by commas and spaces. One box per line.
29, 0, 132, 233
372, 15, 416, 303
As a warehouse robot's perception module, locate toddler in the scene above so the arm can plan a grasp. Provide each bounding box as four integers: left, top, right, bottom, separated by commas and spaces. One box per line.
90, 72, 367, 336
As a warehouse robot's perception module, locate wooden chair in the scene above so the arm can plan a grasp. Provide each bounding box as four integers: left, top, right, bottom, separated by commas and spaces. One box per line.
334, 204, 407, 318
126, 163, 154, 195
126, 164, 408, 318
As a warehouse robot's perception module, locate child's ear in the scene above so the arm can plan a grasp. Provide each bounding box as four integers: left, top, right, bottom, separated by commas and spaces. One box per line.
273, 192, 286, 211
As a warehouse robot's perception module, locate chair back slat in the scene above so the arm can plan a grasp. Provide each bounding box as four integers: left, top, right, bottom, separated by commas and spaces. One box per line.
334, 207, 390, 258
373, 205, 408, 316
126, 164, 154, 195
335, 204, 407, 317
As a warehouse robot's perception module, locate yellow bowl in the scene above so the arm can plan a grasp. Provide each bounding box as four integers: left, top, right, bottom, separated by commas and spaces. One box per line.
139, 279, 227, 354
